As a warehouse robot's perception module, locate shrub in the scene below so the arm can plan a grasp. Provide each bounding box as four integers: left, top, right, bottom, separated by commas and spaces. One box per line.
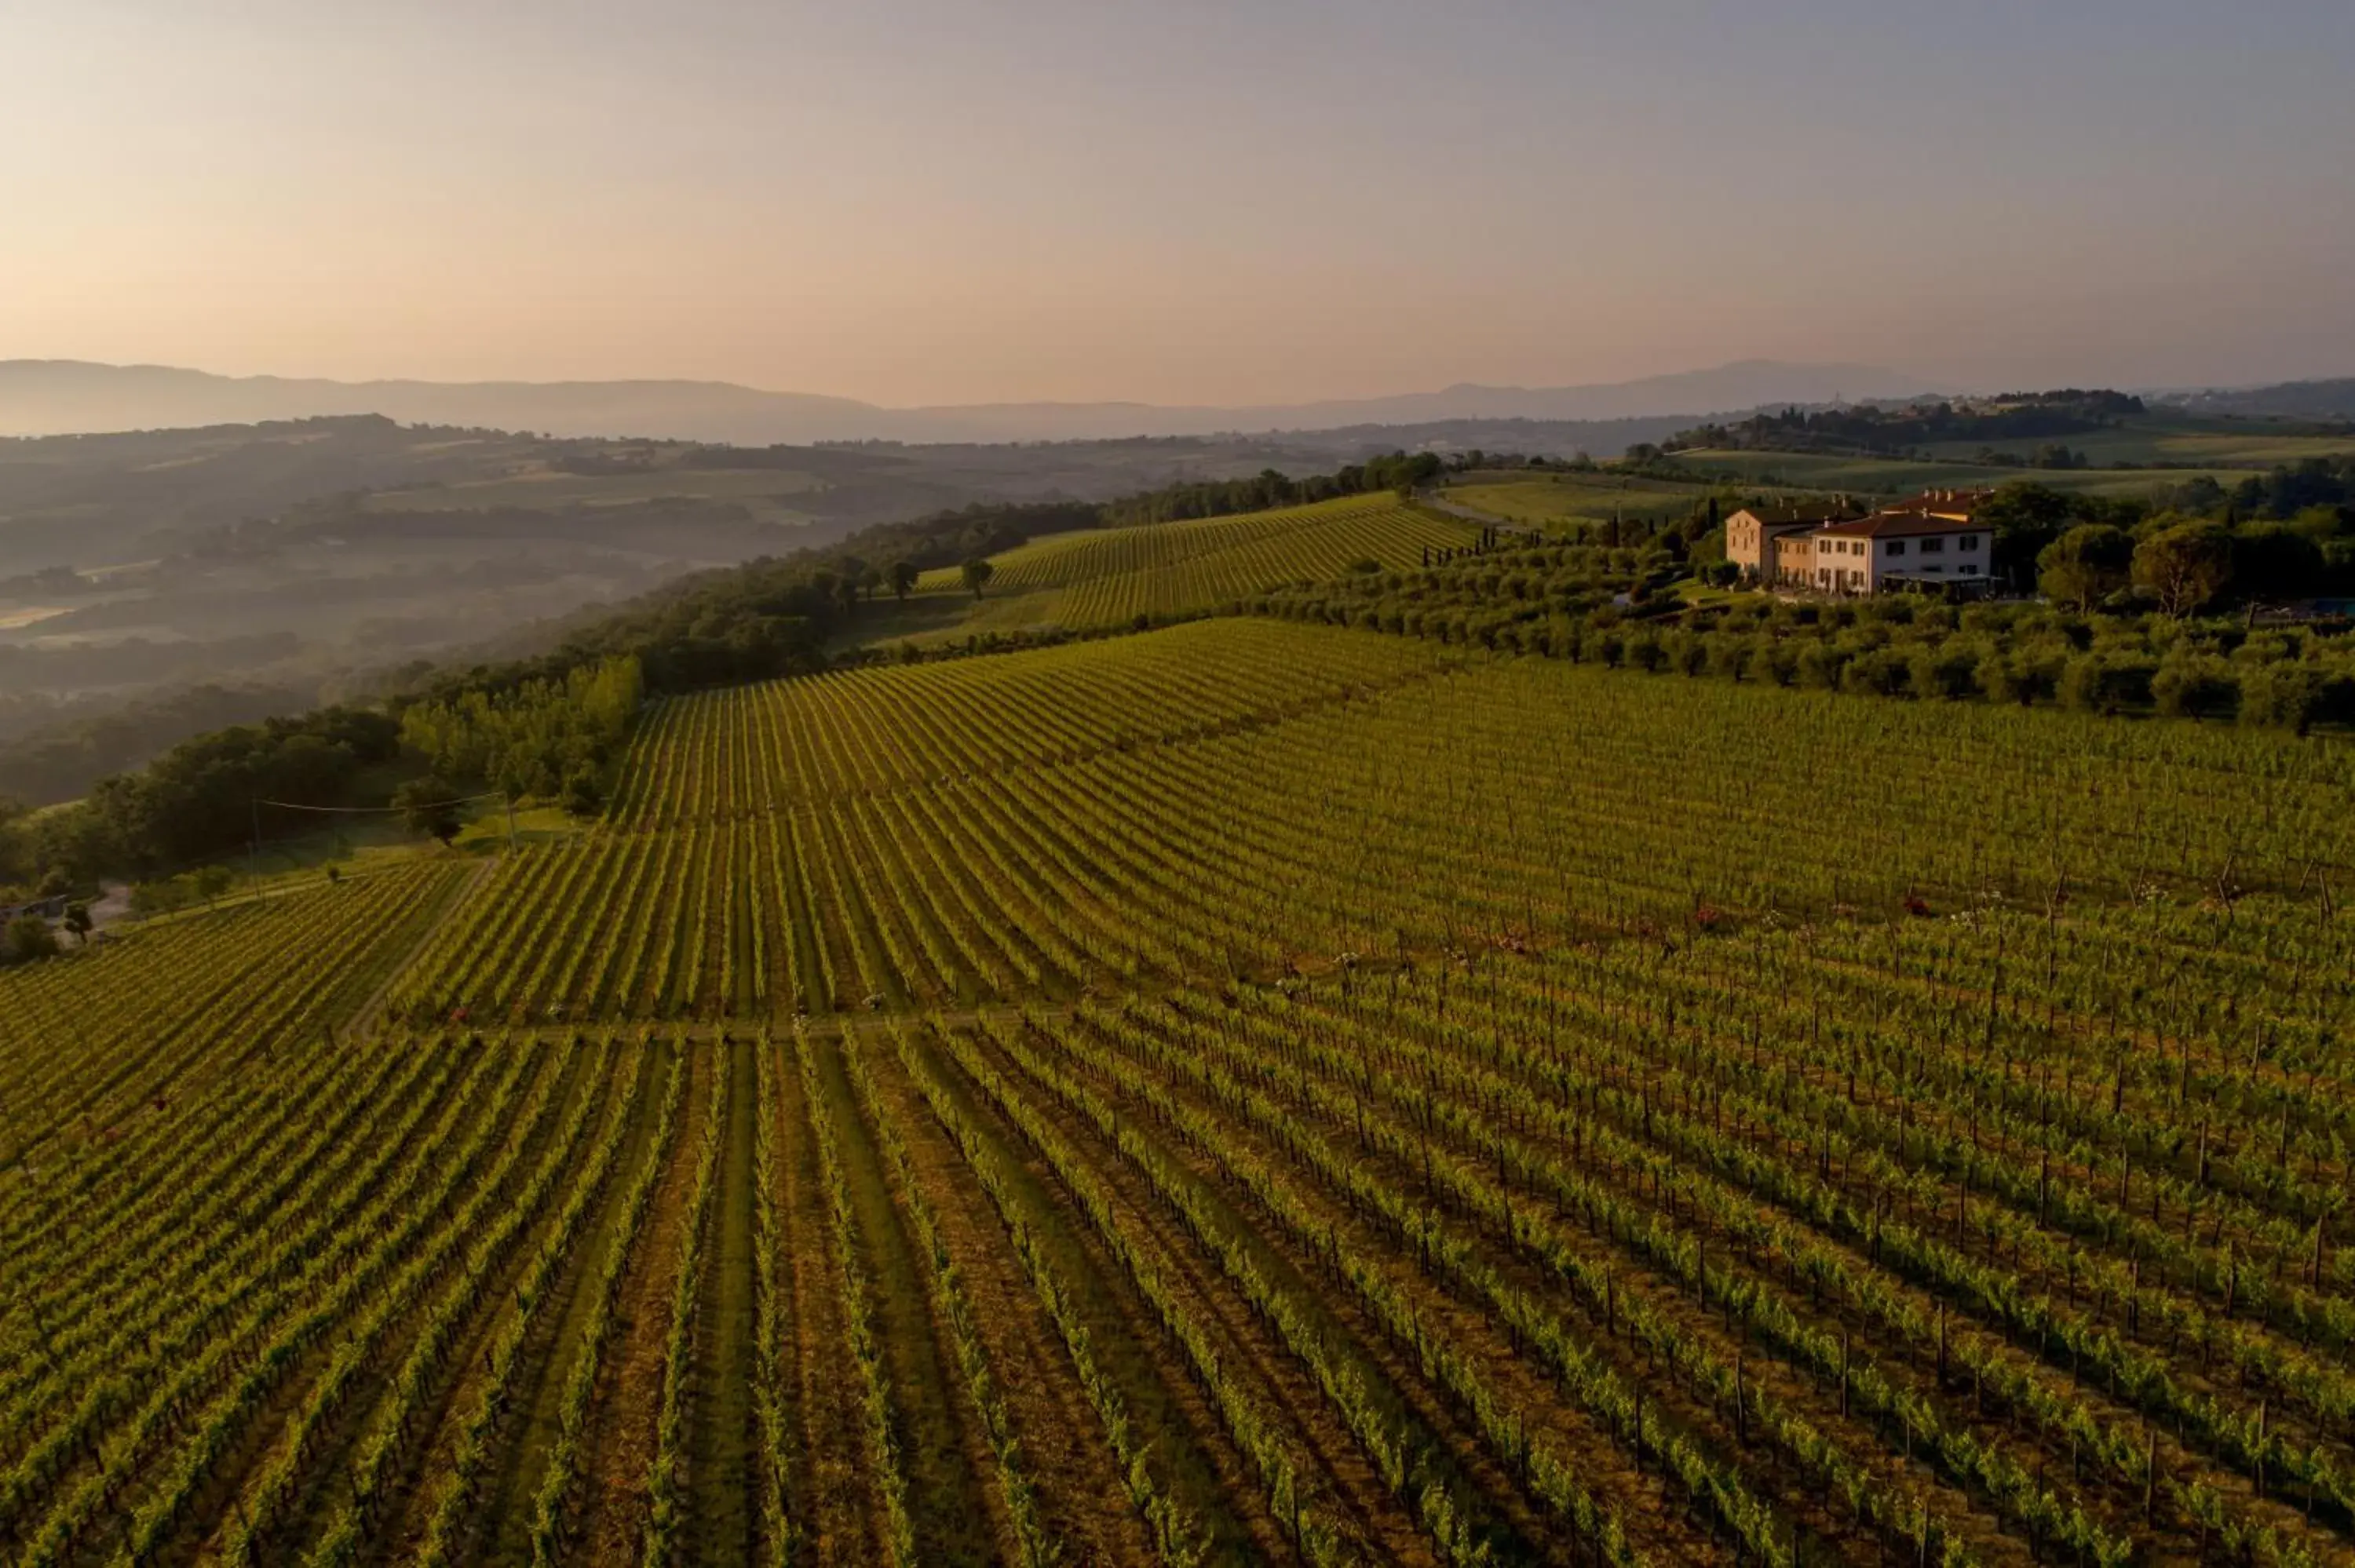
2151, 655, 2240, 721
2238, 662, 2324, 734
1908, 643, 1981, 701
2014, 647, 2068, 703
2059, 653, 2158, 715
1840, 648, 1913, 698
1707, 633, 1756, 683
561, 768, 606, 817
1976, 652, 2030, 706
1796, 642, 1850, 691
2, 913, 57, 965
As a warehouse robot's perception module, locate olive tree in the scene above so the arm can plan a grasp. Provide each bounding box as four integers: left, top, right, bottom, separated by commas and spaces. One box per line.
2131, 522, 2235, 617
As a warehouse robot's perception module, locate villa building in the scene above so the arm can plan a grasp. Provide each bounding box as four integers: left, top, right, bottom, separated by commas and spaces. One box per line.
1722, 501, 1858, 585
1750, 488, 2001, 595
1801, 510, 1993, 594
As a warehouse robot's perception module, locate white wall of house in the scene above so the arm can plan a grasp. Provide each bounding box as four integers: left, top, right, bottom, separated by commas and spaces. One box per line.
1807, 533, 1874, 593
1802, 527, 1989, 593
1875, 531, 1991, 589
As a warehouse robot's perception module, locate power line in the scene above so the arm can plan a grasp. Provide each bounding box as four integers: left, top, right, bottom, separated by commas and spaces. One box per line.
247, 789, 519, 859
251, 792, 504, 815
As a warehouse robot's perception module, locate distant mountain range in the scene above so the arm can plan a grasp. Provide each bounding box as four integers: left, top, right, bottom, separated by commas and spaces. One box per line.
0, 359, 1937, 446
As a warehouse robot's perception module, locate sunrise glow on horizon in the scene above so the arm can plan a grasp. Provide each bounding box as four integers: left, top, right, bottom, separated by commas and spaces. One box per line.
8, 0, 2353, 404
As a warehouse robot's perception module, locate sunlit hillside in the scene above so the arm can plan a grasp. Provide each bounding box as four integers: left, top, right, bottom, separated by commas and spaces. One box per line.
904, 494, 1480, 636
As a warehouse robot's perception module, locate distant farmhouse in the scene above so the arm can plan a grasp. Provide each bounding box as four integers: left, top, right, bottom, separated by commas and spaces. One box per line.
1731, 488, 1996, 596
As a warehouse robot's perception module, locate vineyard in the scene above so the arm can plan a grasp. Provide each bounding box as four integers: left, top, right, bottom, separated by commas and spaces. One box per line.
912, 496, 1478, 631
7, 616, 2355, 1567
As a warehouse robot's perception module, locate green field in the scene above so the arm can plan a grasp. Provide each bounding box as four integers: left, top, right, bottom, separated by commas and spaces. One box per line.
9, 616, 2355, 1568
1433, 456, 2197, 531
1445, 472, 1754, 527
1662, 416, 2355, 504
896, 493, 1480, 640
1660, 447, 2279, 498
1927, 419, 2355, 469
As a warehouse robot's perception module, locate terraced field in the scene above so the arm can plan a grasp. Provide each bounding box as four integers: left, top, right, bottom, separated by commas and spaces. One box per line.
8, 618, 2355, 1568
913, 496, 1479, 632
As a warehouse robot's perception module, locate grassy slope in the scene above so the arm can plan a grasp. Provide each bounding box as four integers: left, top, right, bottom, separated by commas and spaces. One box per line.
1447, 472, 1795, 525
907, 495, 1452, 593
868, 495, 1477, 647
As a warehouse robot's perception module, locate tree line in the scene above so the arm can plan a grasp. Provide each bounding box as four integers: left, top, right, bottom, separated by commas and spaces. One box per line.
2, 706, 405, 888
1665, 391, 2145, 458
1994, 468, 2355, 604
1100, 453, 1446, 527
400, 655, 644, 818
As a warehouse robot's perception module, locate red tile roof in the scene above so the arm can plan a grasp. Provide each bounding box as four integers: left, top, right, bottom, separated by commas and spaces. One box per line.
1812, 512, 1988, 540
1884, 487, 1995, 517
1729, 503, 1860, 528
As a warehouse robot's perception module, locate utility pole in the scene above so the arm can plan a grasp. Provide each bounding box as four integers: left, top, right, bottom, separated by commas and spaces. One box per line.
503, 792, 519, 853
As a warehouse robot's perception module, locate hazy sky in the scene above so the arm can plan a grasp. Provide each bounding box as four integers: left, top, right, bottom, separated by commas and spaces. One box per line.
7, 0, 2353, 405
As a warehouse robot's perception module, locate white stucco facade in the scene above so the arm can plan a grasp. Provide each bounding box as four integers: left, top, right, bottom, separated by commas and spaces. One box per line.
1803, 516, 1992, 594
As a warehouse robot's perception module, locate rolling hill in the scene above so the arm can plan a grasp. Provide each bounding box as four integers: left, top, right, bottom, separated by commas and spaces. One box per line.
2, 358, 1933, 444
